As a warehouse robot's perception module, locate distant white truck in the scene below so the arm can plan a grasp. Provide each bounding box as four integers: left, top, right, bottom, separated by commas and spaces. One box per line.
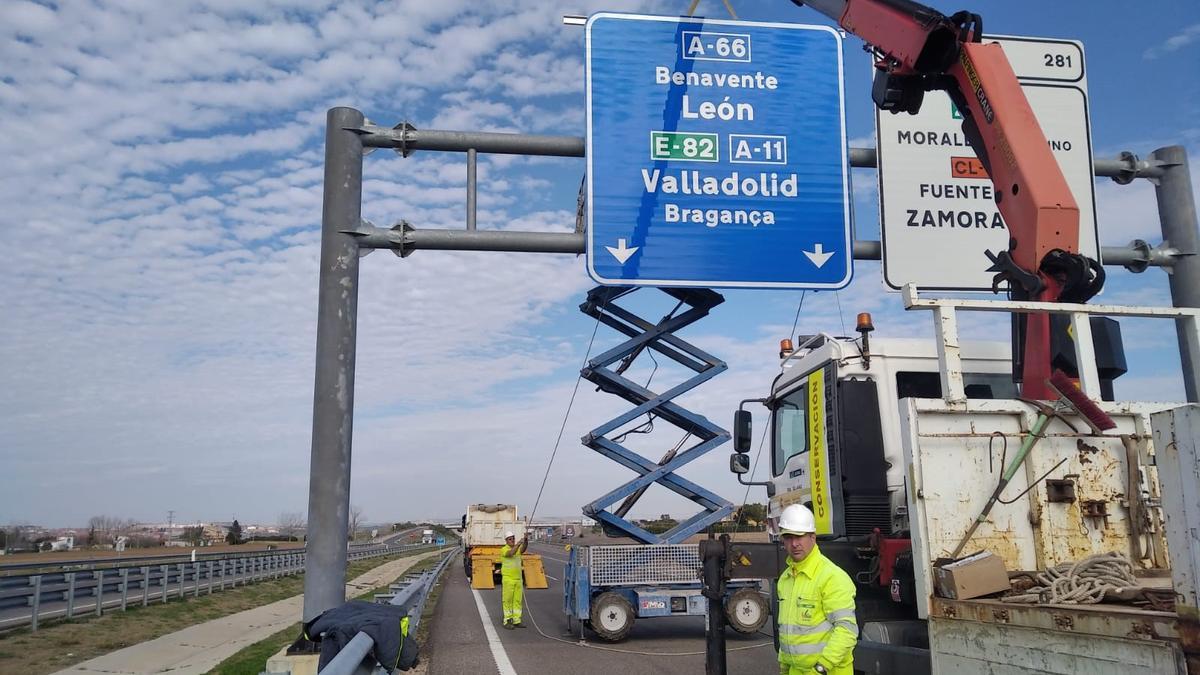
421, 529, 434, 545
48, 536, 74, 552
461, 504, 548, 590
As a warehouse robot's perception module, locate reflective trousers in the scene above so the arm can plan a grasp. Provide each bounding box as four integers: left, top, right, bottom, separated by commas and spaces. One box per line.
501, 575, 523, 624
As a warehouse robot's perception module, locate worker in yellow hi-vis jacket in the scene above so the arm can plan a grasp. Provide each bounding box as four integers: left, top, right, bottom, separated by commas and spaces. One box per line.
776, 504, 858, 675
500, 531, 528, 629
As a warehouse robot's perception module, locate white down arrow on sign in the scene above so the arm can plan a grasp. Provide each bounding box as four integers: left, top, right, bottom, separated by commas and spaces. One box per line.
803, 244, 834, 268
605, 238, 639, 264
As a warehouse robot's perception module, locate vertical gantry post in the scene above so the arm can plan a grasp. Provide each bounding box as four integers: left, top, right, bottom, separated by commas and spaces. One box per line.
1151, 146, 1200, 402
578, 287, 734, 544
304, 107, 365, 622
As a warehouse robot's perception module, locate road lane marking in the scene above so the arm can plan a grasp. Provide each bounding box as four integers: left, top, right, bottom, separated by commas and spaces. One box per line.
545, 574, 559, 581
470, 587, 518, 675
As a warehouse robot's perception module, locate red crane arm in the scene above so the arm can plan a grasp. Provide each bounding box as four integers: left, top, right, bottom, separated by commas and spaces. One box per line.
794, 0, 1104, 399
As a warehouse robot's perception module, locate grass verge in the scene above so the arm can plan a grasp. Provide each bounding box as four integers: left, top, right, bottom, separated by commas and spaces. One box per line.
0, 553, 418, 675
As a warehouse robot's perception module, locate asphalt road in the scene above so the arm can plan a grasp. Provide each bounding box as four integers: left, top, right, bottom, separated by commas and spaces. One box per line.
425, 541, 780, 675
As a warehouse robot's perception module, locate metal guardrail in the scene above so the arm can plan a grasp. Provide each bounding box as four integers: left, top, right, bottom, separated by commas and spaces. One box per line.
318, 550, 456, 675
0, 542, 443, 632
0, 542, 387, 576
0, 549, 297, 575
0, 528, 430, 576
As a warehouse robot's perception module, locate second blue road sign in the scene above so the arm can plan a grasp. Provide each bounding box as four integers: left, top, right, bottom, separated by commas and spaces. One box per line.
586, 13, 853, 289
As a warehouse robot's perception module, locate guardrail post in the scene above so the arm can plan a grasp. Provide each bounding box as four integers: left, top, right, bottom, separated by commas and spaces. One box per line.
178, 563, 186, 599
194, 562, 200, 597
30, 575, 41, 632
95, 570, 104, 616
121, 568, 129, 611
161, 564, 168, 603
66, 572, 76, 618
142, 566, 150, 606
208, 560, 214, 594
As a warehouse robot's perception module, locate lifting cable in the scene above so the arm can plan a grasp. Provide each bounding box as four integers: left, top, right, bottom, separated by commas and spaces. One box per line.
686, 0, 739, 20
528, 312, 603, 523
789, 291, 807, 345
833, 291, 848, 337
524, 0, 752, 633
730, 289, 805, 528
736, 420, 772, 529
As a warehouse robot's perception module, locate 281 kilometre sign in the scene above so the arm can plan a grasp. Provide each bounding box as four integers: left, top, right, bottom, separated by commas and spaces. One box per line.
876, 35, 1100, 291
586, 13, 852, 289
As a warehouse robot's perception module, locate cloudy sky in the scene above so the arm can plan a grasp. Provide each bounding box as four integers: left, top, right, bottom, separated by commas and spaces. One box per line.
2, 0, 1198, 529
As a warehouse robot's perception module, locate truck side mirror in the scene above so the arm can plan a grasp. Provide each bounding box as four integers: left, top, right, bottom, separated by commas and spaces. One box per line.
734, 409, 752, 453
730, 453, 751, 474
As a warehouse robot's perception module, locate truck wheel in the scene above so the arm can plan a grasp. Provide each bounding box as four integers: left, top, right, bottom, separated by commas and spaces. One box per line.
726, 588, 768, 634
589, 591, 635, 642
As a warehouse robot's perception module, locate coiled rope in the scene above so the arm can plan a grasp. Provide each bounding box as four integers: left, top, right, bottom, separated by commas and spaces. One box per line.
1006, 552, 1138, 604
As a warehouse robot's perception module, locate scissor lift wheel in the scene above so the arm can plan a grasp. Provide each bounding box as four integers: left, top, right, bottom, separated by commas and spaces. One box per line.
588, 591, 635, 642
726, 587, 769, 634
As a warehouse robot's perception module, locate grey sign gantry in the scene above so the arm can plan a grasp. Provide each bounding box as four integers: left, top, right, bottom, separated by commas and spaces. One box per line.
302, 105, 1198, 622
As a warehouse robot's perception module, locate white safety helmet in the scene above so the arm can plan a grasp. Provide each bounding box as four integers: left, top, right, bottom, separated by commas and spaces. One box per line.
778, 504, 816, 536
505, 531, 515, 539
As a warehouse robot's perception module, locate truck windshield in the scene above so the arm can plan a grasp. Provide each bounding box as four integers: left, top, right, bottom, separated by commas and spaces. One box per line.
772, 387, 808, 476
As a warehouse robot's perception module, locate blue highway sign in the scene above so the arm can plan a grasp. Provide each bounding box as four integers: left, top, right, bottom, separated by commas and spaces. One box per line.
586, 13, 852, 289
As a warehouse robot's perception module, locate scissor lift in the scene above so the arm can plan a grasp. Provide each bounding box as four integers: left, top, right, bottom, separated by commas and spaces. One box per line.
563, 287, 768, 641
577, 285, 734, 543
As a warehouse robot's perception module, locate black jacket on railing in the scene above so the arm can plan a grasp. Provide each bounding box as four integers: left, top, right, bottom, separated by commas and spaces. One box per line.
303, 600, 419, 672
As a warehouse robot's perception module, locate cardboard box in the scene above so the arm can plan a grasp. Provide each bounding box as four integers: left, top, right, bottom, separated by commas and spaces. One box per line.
933, 550, 1011, 600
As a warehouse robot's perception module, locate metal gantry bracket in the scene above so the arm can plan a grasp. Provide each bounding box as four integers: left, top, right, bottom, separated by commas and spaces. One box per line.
902, 283, 1200, 403
578, 286, 734, 544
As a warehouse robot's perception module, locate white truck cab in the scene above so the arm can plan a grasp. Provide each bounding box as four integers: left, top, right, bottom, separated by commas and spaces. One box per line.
765, 333, 1015, 539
